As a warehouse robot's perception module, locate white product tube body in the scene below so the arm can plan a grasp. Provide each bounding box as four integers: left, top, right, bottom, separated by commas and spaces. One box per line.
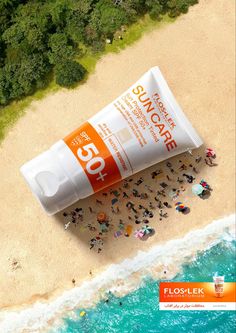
21, 67, 203, 215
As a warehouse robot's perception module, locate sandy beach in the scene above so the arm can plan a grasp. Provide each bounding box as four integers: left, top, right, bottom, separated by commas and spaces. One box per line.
0, 0, 235, 311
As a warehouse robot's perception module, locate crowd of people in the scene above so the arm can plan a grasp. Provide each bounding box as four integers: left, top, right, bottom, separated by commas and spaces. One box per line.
62, 148, 216, 253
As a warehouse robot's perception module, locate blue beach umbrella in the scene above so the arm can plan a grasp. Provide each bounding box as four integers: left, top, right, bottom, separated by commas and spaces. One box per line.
192, 184, 204, 196
111, 198, 118, 205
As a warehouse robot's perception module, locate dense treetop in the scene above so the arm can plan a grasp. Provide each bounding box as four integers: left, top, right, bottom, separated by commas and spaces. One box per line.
0, 0, 198, 105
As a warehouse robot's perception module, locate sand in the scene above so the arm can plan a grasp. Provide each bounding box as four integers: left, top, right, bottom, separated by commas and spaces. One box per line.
0, 0, 235, 309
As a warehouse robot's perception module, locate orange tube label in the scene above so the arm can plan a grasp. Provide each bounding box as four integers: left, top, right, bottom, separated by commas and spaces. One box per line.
64, 122, 122, 192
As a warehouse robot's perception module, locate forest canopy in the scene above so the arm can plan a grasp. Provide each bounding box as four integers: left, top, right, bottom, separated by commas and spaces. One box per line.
0, 0, 198, 105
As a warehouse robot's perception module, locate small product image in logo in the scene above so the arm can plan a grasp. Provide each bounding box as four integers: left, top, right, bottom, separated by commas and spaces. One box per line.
213, 275, 224, 298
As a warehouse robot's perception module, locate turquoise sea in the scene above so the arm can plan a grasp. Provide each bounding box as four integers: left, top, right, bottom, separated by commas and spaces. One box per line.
58, 239, 236, 333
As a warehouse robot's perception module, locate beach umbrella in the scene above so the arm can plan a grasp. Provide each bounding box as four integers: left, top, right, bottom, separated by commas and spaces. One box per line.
114, 230, 122, 238
134, 229, 145, 239
192, 184, 204, 196
97, 212, 107, 222
141, 225, 153, 235
175, 202, 186, 212
111, 198, 118, 205
125, 225, 133, 237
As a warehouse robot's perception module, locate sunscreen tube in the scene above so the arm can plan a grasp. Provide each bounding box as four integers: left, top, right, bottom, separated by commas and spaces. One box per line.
21, 67, 203, 215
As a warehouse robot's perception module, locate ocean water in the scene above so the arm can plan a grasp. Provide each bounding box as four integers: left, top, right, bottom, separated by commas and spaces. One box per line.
58, 239, 236, 333
0, 215, 235, 333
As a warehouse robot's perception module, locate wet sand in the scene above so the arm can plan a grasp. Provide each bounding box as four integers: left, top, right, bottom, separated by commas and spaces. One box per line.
0, 0, 235, 309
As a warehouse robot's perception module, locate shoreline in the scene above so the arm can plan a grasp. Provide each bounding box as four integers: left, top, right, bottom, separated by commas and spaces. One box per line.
0, 0, 235, 318
0, 214, 235, 333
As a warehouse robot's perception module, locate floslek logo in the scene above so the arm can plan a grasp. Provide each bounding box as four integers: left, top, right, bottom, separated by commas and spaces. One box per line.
163, 287, 204, 295
159, 282, 236, 310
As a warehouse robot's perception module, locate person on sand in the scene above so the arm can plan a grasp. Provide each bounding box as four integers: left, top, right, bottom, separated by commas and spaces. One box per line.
151, 171, 158, 179
143, 208, 150, 217
123, 178, 133, 188
183, 173, 195, 183
64, 221, 71, 230
148, 211, 153, 218
148, 202, 155, 209
192, 167, 198, 173
140, 192, 148, 199
145, 184, 153, 193
111, 206, 120, 214
99, 223, 108, 233
118, 220, 125, 229
96, 199, 103, 205
160, 182, 168, 189
163, 202, 171, 208
200, 179, 211, 191
155, 198, 163, 209
135, 177, 143, 186
205, 157, 217, 167
138, 204, 145, 209
179, 163, 187, 171
177, 177, 184, 184
126, 201, 137, 213
166, 175, 172, 181
89, 238, 97, 250
159, 209, 168, 218
195, 155, 202, 163
151, 169, 163, 179
157, 190, 166, 197
89, 206, 94, 213
132, 189, 140, 197
87, 223, 96, 232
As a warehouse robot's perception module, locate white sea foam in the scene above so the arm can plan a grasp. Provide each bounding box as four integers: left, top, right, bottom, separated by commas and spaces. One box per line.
0, 214, 235, 333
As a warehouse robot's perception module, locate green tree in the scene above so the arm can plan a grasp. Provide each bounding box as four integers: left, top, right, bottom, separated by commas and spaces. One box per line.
55, 60, 86, 87
64, 0, 92, 44
48, 33, 76, 65
0, 53, 51, 104
0, 0, 198, 106
0, 68, 9, 105
167, 0, 198, 17
90, 0, 129, 37
146, 0, 163, 20
119, 0, 146, 22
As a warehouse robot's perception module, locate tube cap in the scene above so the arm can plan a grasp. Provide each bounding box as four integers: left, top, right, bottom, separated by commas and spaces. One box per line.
20, 147, 78, 215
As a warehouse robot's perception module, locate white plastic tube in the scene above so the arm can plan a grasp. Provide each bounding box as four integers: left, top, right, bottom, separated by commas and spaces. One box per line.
21, 67, 203, 215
